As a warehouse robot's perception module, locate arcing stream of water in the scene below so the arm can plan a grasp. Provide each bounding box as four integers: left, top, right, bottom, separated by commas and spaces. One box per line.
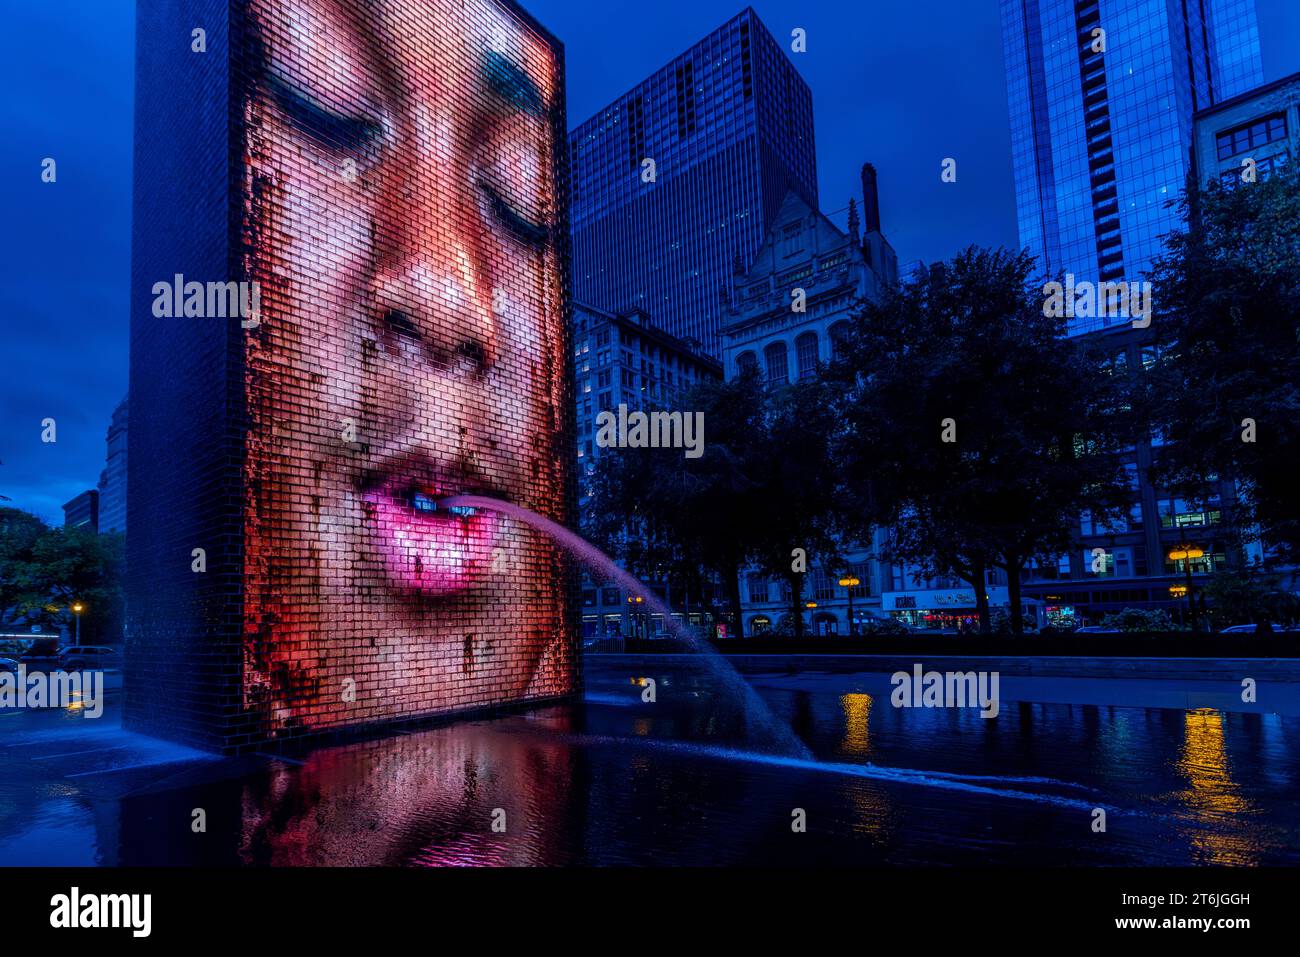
440, 495, 812, 759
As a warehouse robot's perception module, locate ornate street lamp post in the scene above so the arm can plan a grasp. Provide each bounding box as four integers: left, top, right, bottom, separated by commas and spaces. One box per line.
1168, 545, 1204, 631
838, 576, 861, 636
627, 595, 645, 639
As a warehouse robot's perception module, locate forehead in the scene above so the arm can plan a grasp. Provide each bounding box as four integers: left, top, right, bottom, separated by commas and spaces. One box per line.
402, 0, 557, 104
453, 0, 558, 85
377, 0, 559, 92
260, 0, 558, 96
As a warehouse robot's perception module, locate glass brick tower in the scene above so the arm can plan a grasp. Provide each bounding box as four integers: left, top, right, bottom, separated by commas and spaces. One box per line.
569, 8, 817, 357
1000, 0, 1263, 334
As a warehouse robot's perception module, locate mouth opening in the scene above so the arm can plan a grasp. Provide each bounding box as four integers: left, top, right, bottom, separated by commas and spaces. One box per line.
407, 490, 479, 518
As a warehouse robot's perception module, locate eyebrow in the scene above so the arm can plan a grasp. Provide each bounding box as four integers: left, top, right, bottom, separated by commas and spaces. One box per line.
482, 49, 545, 118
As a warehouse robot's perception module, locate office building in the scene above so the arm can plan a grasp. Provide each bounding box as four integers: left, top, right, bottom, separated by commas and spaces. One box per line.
572, 301, 722, 637
97, 397, 128, 535
62, 490, 99, 533
569, 8, 817, 356
574, 302, 721, 482
1000, 0, 1263, 334
722, 164, 898, 635
1000, 0, 1269, 626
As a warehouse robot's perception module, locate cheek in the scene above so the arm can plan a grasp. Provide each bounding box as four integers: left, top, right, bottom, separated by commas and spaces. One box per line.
489, 249, 561, 409
279, 165, 374, 292
249, 125, 378, 445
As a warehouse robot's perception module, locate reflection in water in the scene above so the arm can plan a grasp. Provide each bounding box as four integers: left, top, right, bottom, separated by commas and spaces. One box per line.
838, 693, 892, 838
840, 693, 872, 757
231, 711, 581, 866
1175, 709, 1259, 866
7, 665, 1300, 866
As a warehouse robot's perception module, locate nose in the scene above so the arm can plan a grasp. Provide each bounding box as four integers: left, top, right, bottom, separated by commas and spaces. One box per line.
368, 111, 497, 374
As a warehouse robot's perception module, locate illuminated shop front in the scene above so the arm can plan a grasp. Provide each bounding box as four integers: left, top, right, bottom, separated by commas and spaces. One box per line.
884, 586, 1042, 630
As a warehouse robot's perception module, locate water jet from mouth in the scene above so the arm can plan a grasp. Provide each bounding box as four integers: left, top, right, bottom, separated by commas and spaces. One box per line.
441, 494, 811, 759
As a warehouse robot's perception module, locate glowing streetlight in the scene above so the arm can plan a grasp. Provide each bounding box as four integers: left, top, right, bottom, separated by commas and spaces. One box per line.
71, 602, 84, 646
627, 595, 644, 639
839, 576, 861, 636
1168, 544, 1204, 630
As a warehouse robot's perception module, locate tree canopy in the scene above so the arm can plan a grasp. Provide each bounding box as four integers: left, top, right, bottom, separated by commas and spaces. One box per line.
1143, 163, 1300, 563
828, 247, 1132, 634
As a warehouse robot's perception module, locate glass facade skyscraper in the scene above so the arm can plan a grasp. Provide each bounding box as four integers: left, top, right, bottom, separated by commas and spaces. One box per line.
1000, 0, 1263, 334
569, 9, 817, 356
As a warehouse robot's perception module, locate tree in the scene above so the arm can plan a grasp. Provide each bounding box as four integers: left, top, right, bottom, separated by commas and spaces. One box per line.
0, 507, 49, 620
1204, 567, 1300, 630
1143, 164, 1300, 561
0, 507, 125, 643
1100, 607, 1177, 633
745, 375, 844, 638
584, 372, 768, 634
830, 247, 1132, 634
585, 370, 846, 638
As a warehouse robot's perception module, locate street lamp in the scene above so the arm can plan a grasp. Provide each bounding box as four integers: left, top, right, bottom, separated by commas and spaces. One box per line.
627, 595, 644, 639
71, 602, 84, 646
1168, 545, 1204, 630
839, 576, 861, 636
1169, 584, 1188, 626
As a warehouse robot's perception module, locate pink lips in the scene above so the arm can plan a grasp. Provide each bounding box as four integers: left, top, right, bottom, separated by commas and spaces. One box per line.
362, 477, 502, 595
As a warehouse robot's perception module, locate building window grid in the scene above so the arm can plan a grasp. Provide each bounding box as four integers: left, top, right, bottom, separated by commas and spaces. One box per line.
1215, 112, 1287, 160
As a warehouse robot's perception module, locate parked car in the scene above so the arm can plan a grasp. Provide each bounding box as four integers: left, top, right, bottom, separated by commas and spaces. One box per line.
58, 645, 123, 670
19, 637, 63, 669
1073, 625, 1120, 634
1220, 624, 1257, 634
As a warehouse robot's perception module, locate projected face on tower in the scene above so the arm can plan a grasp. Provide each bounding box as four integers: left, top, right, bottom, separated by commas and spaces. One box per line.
241, 0, 573, 734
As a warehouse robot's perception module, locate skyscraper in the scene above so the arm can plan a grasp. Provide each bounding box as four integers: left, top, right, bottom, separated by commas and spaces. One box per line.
1000, 0, 1263, 334
569, 8, 817, 357
62, 490, 99, 533
96, 397, 128, 535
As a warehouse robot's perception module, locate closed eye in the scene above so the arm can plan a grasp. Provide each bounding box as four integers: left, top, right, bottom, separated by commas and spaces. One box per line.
478, 180, 550, 248
266, 73, 384, 155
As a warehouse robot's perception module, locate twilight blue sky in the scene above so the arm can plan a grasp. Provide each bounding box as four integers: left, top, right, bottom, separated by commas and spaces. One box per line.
3, 0, 1299, 524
